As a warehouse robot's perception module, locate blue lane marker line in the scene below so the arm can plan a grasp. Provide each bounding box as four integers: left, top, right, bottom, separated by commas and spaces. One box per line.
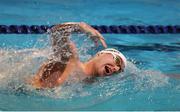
0, 25, 179, 34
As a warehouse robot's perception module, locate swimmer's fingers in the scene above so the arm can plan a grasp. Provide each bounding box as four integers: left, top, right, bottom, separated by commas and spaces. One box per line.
99, 36, 107, 48
95, 32, 107, 48
91, 35, 107, 48
90, 32, 107, 48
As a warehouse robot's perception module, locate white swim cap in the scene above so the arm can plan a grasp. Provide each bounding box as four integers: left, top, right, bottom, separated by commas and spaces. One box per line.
96, 48, 127, 70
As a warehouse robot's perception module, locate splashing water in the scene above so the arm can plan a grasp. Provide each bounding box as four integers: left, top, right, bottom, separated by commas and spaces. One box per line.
0, 32, 96, 96
0, 32, 173, 110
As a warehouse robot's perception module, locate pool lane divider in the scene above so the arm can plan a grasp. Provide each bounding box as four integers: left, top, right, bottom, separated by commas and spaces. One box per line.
0, 25, 179, 34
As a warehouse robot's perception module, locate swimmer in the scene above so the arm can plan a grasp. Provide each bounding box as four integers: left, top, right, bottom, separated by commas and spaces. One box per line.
30, 22, 127, 88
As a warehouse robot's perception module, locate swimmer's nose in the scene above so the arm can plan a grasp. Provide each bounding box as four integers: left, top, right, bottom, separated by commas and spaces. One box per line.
110, 66, 119, 73
112, 66, 119, 72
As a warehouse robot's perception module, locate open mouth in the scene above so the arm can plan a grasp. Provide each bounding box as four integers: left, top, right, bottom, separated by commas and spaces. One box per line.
105, 65, 111, 74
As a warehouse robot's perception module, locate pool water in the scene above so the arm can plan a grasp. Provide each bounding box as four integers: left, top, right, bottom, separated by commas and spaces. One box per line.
0, 0, 180, 111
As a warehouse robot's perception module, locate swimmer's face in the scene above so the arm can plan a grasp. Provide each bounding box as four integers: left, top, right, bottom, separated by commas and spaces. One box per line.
93, 53, 123, 77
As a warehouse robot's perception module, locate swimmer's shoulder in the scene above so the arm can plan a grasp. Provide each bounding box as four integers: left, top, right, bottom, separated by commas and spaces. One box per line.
31, 60, 67, 88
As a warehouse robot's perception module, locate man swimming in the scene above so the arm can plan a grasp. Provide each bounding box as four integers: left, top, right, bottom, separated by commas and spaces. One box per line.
31, 22, 127, 88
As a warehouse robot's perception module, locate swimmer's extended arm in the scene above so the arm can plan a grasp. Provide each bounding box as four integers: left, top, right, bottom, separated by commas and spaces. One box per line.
51, 22, 107, 48
50, 22, 107, 61
31, 22, 107, 88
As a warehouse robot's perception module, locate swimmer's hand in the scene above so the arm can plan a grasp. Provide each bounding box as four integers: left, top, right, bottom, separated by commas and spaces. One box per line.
64, 22, 107, 48
78, 22, 107, 48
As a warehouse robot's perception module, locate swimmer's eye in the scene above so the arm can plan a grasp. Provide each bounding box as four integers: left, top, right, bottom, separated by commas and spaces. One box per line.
114, 56, 123, 72
114, 56, 121, 66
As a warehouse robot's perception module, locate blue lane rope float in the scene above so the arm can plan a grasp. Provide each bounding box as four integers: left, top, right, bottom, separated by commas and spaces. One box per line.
0, 25, 179, 34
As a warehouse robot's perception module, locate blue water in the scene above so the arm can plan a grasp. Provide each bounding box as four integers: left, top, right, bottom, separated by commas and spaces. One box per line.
0, 0, 180, 111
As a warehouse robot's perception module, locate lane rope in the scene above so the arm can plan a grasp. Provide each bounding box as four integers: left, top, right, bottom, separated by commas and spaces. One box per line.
0, 25, 179, 34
